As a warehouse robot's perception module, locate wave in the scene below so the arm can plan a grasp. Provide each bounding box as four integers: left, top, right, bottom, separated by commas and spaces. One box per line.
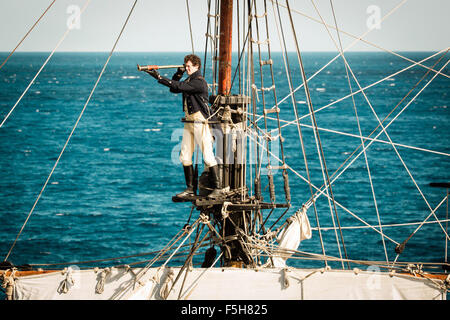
121, 75, 140, 79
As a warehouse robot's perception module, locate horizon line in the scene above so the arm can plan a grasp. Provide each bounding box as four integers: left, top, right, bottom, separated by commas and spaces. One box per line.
0, 50, 441, 53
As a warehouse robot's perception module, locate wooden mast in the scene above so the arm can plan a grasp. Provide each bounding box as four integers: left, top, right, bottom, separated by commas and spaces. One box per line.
217, 0, 234, 191
216, 0, 243, 267
218, 0, 233, 96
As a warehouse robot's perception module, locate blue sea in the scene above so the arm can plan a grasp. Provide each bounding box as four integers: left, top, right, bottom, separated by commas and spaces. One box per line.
0, 52, 449, 285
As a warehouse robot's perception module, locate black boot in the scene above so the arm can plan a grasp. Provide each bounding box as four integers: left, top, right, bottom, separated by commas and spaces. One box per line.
175, 165, 195, 199
207, 165, 225, 199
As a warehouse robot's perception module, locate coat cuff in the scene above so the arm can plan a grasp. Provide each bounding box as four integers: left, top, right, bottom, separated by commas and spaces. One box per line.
158, 76, 173, 88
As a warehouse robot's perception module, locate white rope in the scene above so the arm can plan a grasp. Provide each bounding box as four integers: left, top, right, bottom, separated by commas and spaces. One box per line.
245, 130, 400, 245
270, 0, 330, 262
95, 267, 111, 294
185, 0, 195, 54
276, 48, 449, 131
248, 49, 447, 132
0, 0, 92, 129
133, 220, 200, 285
57, 267, 75, 294
0, 0, 57, 71
273, 0, 449, 79
178, 252, 223, 300
249, 112, 450, 247
446, 192, 449, 264
256, 247, 449, 276
206, 0, 220, 96
267, 0, 409, 113
110, 223, 199, 300
245, 231, 417, 273
275, 52, 448, 223
284, 121, 450, 157
151, 221, 198, 270
314, 218, 450, 232
244, 234, 446, 271
1, 268, 18, 300
401, 195, 450, 242
315, 13, 447, 242
160, 268, 175, 300
323, 58, 450, 241
312, 0, 388, 264
245, 109, 450, 159
246, 14, 255, 198
273, 0, 345, 265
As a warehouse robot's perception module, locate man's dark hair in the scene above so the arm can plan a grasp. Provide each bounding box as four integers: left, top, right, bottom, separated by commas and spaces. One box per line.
184, 54, 201, 69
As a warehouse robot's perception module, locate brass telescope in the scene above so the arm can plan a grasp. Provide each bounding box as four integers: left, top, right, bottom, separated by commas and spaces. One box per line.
137, 64, 184, 71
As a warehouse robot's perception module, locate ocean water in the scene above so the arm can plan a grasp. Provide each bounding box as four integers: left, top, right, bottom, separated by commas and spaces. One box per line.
0, 52, 449, 280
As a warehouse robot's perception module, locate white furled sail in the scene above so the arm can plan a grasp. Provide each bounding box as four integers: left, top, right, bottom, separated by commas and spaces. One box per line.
10, 267, 446, 300
273, 206, 312, 267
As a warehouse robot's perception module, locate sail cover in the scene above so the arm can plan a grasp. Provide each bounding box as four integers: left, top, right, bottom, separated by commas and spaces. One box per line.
272, 206, 312, 267
11, 267, 445, 300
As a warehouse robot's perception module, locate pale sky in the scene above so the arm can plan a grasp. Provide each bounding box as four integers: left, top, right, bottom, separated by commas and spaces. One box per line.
0, 0, 449, 52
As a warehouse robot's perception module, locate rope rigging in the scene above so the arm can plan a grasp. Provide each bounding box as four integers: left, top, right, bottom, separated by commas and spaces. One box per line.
313, 52, 450, 243
284, 0, 350, 269
270, 0, 328, 265
1, 1, 448, 291
185, 0, 195, 54
185, 17, 446, 266
251, 0, 290, 206
273, 48, 450, 131
317, 36, 449, 247
273, 0, 450, 79
0, 0, 92, 130
246, 38, 449, 257
324, 0, 389, 264
0, 0, 57, 71
4, 0, 139, 262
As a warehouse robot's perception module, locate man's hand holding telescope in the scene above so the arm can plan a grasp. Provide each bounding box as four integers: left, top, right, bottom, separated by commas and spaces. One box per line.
137, 63, 186, 81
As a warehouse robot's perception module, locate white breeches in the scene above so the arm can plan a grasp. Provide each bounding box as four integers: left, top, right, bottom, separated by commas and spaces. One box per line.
179, 111, 218, 167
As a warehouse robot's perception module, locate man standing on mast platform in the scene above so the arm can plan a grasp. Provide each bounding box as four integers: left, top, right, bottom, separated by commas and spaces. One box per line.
146, 54, 224, 200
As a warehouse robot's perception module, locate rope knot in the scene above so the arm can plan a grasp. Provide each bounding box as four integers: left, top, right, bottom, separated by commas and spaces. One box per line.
445, 274, 450, 289
160, 268, 175, 300
57, 267, 75, 294
95, 267, 111, 294
282, 268, 290, 289
200, 213, 210, 224
1, 268, 18, 300
221, 202, 233, 220
406, 263, 423, 276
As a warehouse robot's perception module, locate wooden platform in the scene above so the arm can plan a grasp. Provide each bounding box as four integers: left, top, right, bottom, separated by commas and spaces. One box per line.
171, 193, 290, 211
